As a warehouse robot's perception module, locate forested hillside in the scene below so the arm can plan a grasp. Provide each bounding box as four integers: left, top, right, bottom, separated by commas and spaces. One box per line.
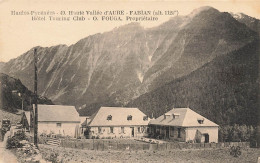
0, 73, 53, 113
128, 39, 259, 126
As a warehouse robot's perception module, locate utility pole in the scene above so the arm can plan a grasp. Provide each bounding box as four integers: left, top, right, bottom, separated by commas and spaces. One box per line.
34, 48, 38, 147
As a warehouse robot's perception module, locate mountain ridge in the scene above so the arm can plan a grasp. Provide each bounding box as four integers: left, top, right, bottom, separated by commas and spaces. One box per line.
1, 6, 259, 126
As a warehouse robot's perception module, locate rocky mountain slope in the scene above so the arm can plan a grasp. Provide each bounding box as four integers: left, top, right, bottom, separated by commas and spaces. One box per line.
1, 7, 259, 125
0, 73, 53, 113
128, 39, 259, 126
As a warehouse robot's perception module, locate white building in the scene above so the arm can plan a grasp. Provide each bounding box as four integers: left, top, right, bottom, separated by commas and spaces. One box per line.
33, 105, 81, 137
149, 108, 219, 143
88, 107, 150, 139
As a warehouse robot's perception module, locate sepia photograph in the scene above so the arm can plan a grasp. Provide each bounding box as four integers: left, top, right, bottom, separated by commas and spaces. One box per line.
0, 0, 259, 162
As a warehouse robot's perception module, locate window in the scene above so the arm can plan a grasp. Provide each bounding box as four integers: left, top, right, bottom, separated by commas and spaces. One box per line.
198, 118, 204, 124
170, 127, 174, 137
107, 115, 112, 120
138, 127, 141, 133
56, 123, 61, 127
127, 115, 132, 120
110, 127, 114, 133
98, 127, 102, 134
178, 128, 181, 138
141, 126, 145, 133
121, 127, 125, 133
143, 116, 148, 121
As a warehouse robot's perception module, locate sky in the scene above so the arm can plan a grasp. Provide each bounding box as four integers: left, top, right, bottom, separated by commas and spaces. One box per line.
0, 0, 260, 62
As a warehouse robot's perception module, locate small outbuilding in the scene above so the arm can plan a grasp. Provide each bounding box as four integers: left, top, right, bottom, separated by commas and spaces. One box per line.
33, 105, 81, 137
149, 108, 218, 143
88, 107, 150, 139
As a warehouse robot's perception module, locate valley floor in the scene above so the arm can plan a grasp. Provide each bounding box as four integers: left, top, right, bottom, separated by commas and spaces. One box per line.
38, 144, 260, 163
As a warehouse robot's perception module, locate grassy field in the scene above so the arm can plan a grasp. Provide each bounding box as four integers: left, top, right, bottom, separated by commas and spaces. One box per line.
39, 144, 260, 163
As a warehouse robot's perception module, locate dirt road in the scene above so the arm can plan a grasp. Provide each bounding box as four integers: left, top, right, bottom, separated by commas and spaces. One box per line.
0, 129, 18, 163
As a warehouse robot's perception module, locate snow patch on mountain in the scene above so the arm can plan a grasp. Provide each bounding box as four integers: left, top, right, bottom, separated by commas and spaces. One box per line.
148, 56, 152, 62
137, 71, 144, 83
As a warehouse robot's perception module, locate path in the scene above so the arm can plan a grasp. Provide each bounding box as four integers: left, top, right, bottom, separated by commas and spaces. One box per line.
0, 128, 18, 163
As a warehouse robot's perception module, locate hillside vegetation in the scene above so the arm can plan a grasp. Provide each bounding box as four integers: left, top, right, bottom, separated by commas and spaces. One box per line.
128, 39, 259, 126
0, 73, 53, 113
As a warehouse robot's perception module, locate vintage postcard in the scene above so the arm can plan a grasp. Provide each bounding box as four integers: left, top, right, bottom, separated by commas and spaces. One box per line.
0, 0, 259, 162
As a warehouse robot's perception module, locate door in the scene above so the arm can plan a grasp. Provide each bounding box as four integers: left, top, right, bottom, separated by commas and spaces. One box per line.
165, 126, 170, 139
131, 127, 134, 137
204, 134, 209, 143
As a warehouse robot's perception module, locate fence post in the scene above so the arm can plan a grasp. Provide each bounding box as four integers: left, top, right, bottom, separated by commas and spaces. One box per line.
92, 139, 94, 150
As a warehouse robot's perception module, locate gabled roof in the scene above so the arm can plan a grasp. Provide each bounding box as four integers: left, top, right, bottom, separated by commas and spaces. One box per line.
35, 105, 80, 122
89, 107, 149, 127
149, 108, 218, 127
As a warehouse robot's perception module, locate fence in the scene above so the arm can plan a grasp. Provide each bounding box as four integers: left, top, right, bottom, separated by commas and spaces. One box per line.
58, 139, 250, 151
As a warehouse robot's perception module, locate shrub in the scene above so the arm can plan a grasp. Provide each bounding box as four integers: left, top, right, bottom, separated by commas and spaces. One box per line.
46, 152, 59, 163
187, 140, 193, 143
230, 146, 241, 157
40, 133, 47, 137
219, 125, 256, 143
6, 130, 28, 149
6, 137, 23, 149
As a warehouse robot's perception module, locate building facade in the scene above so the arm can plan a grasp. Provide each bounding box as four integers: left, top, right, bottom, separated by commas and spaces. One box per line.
149, 108, 219, 143
88, 107, 150, 138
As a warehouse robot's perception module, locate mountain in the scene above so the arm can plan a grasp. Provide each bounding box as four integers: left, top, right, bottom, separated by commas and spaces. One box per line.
0, 62, 5, 70
231, 13, 260, 33
128, 39, 259, 126
1, 7, 259, 124
1, 19, 184, 107
0, 73, 53, 113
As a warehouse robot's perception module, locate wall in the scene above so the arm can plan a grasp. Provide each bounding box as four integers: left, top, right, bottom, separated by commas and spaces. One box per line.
185, 127, 218, 143
38, 122, 80, 137
149, 125, 218, 143
59, 139, 250, 151
90, 126, 148, 138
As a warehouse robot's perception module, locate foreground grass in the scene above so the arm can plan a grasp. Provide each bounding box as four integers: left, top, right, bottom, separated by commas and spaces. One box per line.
39, 144, 260, 163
